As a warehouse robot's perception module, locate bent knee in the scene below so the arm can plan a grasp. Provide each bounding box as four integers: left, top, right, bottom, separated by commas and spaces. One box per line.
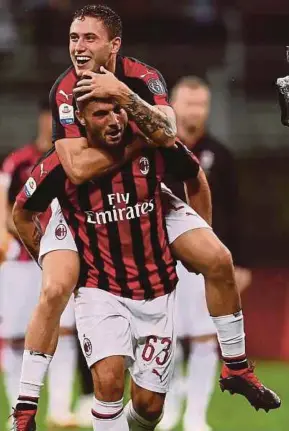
133, 391, 165, 422
40, 279, 73, 309
91, 358, 125, 401
93, 370, 124, 401
207, 245, 233, 279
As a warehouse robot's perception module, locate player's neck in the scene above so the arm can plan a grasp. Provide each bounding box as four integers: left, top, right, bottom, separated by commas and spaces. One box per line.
88, 136, 125, 158
105, 54, 117, 73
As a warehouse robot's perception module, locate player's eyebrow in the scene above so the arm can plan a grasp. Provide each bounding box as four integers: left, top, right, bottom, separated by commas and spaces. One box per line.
70, 32, 98, 37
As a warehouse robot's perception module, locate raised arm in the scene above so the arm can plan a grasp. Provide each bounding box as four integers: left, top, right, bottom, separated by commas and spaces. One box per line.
51, 77, 144, 184
74, 68, 177, 148
115, 90, 176, 148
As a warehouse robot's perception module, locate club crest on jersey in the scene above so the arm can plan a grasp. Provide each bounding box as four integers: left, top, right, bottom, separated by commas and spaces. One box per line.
24, 177, 36, 197
55, 223, 67, 240
59, 103, 74, 125
83, 336, 92, 357
147, 78, 166, 96
139, 157, 150, 175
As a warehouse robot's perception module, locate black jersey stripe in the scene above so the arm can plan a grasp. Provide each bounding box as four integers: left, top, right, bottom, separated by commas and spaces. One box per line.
121, 163, 153, 300
146, 151, 173, 294
77, 182, 109, 290
60, 191, 89, 288
99, 177, 131, 298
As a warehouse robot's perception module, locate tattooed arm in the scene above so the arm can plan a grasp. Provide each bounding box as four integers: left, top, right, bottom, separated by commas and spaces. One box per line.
74, 68, 177, 148
117, 89, 176, 148
12, 202, 42, 262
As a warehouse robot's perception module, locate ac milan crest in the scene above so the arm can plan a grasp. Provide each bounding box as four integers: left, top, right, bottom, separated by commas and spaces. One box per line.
83, 336, 92, 357
139, 157, 150, 176
55, 223, 67, 240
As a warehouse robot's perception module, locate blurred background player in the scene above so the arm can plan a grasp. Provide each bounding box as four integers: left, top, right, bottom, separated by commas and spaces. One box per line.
159, 76, 252, 431
0, 101, 77, 429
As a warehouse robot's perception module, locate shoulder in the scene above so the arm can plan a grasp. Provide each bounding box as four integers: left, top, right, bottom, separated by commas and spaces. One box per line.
122, 56, 164, 79
120, 56, 167, 96
49, 66, 77, 103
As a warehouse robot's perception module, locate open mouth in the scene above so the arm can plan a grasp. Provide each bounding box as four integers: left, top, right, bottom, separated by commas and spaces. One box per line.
107, 129, 122, 141
75, 56, 91, 67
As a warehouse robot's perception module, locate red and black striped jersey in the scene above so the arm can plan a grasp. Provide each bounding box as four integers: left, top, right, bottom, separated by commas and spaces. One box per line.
16, 140, 178, 300
50, 55, 170, 143
1, 144, 42, 261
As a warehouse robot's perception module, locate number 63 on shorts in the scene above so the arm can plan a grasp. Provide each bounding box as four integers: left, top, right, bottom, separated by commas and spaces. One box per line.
130, 335, 175, 393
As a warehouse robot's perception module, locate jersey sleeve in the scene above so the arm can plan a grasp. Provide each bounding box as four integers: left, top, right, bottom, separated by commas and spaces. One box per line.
123, 57, 170, 106
160, 140, 200, 181
16, 151, 66, 212
141, 68, 169, 106
49, 77, 86, 143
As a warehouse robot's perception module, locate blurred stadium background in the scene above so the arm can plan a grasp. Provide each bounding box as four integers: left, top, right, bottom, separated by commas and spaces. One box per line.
0, 0, 289, 429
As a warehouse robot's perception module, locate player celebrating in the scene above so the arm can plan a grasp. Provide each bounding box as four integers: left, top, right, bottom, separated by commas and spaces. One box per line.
14, 95, 204, 431
12, 5, 280, 430
0, 102, 77, 428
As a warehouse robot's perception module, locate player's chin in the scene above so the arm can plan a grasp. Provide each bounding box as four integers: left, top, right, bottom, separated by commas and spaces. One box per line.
105, 130, 124, 146
105, 136, 123, 147
73, 59, 95, 76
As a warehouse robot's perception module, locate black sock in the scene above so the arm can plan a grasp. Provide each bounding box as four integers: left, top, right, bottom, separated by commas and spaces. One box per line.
16, 396, 39, 411
225, 354, 249, 371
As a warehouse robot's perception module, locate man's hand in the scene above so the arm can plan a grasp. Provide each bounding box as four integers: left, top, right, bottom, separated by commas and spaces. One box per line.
73, 67, 127, 102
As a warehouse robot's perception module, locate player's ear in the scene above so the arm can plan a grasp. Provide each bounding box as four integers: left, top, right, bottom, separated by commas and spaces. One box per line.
75, 109, 85, 126
111, 37, 121, 54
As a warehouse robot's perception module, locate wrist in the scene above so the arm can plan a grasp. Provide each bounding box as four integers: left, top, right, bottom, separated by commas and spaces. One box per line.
116, 83, 134, 105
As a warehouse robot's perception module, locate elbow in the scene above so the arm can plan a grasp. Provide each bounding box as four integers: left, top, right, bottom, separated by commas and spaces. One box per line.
163, 136, 176, 148
154, 133, 176, 148
67, 167, 87, 185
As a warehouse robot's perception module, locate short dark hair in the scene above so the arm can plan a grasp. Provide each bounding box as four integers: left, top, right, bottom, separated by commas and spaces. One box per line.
73, 4, 122, 40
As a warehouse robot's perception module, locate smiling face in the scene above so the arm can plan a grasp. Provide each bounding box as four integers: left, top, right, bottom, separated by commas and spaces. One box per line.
69, 16, 121, 76
76, 98, 128, 147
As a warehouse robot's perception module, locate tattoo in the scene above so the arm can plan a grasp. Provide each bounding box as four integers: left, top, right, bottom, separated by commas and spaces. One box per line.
123, 93, 176, 140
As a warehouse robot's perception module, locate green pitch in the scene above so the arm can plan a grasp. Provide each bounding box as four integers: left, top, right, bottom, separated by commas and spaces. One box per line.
1, 361, 288, 431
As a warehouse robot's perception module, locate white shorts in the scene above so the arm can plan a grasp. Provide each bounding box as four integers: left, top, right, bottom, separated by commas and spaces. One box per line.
0, 260, 42, 338
75, 288, 176, 394
39, 199, 77, 265
161, 184, 211, 244
175, 262, 216, 338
